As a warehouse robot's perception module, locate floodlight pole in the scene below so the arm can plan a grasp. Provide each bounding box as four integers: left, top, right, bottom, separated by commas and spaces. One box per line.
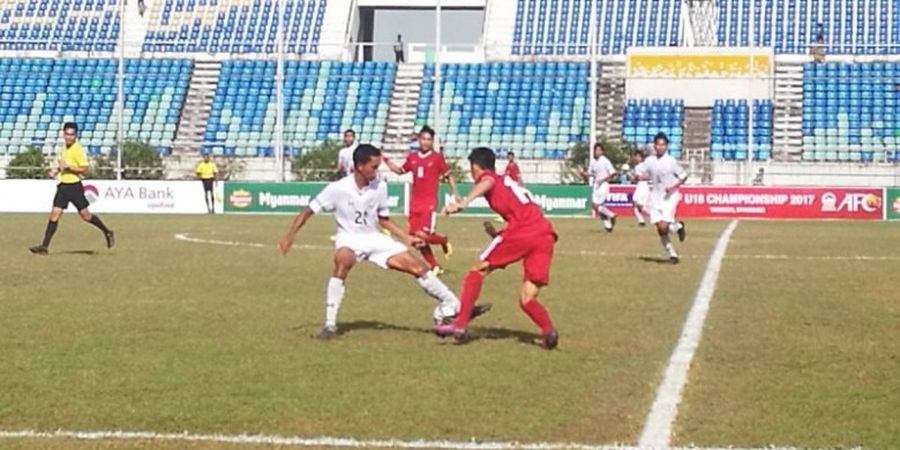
116, 0, 125, 180
275, 0, 285, 181
588, 0, 598, 165
432, 0, 442, 153
746, 1, 755, 185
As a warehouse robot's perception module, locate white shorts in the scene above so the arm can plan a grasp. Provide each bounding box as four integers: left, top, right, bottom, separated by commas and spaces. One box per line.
633, 183, 650, 207
591, 182, 610, 205
649, 191, 681, 225
335, 232, 408, 269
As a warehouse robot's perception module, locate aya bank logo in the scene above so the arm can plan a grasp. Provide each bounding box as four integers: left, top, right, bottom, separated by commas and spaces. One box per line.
820, 191, 882, 213
82, 184, 100, 204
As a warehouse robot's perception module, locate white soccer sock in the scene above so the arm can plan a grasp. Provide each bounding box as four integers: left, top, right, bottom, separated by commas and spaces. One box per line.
325, 277, 345, 328
417, 271, 460, 315
597, 205, 616, 218
603, 219, 612, 229
633, 207, 645, 224
660, 234, 678, 258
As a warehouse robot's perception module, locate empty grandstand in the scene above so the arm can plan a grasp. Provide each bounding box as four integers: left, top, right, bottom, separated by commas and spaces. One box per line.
0, 0, 897, 185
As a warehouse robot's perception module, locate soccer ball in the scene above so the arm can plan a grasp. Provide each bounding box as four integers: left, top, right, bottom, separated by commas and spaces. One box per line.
432, 302, 459, 324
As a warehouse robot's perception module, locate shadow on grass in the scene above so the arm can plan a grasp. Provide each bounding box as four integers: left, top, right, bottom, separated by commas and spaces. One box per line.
468, 326, 539, 346
639, 255, 676, 264
56, 250, 100, 256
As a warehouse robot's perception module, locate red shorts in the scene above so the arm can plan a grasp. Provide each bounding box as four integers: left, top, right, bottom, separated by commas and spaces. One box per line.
408, 209, 437, 234
480, 230, 556, 286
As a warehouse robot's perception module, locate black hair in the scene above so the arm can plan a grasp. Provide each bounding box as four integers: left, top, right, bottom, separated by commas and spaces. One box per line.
633, 150, 644, 157
343, 129, 356, 136
507, 151, 515, 158
654, 132, 669, 144
418, 125, 435, 138
468, 147, 496, 171
63, 122, 78, 133
593, 142, 603, 151
353, 144, 381, 167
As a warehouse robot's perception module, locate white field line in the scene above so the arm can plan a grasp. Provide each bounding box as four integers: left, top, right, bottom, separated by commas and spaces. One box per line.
638, 220, 739, 448
0, 429, 813, 450
173, 233, 900, 262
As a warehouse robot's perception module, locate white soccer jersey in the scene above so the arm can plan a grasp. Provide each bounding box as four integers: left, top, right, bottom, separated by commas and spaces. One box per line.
633, 161, 649, 187
642, 153, 687, 203
337, 144, 358, 175
588, 155, 615, 188
310, 175, 391, 237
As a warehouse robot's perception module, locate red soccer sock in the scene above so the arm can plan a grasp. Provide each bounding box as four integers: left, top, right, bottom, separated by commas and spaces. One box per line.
454, 271, 485, 329
520, 299, 554, 334
426, 233, 448, 245
420, 245, 439, 268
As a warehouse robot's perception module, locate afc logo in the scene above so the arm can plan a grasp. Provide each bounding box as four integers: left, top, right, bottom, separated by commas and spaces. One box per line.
820, 192, 882, 213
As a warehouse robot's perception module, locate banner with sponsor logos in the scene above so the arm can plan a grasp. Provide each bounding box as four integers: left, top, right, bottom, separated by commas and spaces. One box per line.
886, 188, 900, 220
0, 179, 222, 214
439, 184, 885, 220
223, 182, 406, 214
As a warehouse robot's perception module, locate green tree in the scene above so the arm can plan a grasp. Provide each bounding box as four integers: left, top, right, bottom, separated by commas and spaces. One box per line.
561, 137, 638, 184
5, 147, 49, 179
291, 140, 341, 181
91, 141, 165, 179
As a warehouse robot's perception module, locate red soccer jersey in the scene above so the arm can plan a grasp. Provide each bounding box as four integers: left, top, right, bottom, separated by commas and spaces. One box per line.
477, 171, 553, 235
504, 162, 520, 182
402, 150, 448, 212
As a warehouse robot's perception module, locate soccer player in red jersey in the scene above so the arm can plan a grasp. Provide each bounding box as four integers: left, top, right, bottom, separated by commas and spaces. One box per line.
502, 151, 521, 184
384, 126, 459, 275
433, 147, 559, 350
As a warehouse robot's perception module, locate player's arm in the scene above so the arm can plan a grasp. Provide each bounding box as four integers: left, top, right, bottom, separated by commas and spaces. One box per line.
382, 156, 407, 175
378, 216, 424, 248
59, 155, 89, 175
442, 171, 462, 202
666, 166, 689, 194
443, 176, 494, 215
279, 208, 315, 254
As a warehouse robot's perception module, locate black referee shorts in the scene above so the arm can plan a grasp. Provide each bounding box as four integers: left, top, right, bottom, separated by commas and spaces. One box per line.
201, 178, 214, 191
53, 182, 90, 211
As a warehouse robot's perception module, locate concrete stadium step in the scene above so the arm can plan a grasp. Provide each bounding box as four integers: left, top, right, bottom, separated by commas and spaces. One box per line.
773, 62, 805, 161
382, 63, 424, 153
173, 60, 221, 155
597, 61, 626, 142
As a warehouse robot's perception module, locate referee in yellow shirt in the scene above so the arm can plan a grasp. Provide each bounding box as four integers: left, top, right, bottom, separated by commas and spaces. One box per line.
195, 154, 218, 214
30, 122, 114, 255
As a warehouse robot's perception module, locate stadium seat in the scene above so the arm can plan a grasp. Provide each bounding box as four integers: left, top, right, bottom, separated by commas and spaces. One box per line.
622, 98, 684, 159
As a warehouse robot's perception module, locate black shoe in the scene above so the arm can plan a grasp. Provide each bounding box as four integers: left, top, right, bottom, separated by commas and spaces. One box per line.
611, 215, 617, 229
670, 256, 680, 265
482, 221, 499, 238
105, 230, 115, 249
441, 303, 493, 325
676, 222, 686, 242
29, 245, 48, 255
314, 326, 338, 340
638, 221, 646, 227
540, 328, 559, 350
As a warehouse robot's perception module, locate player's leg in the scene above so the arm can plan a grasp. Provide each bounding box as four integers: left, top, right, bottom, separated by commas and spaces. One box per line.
76, 199, 114, 249
518, 232, 558, 349
318, 247, 357, 339
592, 185, 616, 231
386, 250, 462, 319
31, 203, 64, 254
409, 212, 441, 271
633, 202, 646, 225
423, 211, 451, 258
653, 217, 678, 263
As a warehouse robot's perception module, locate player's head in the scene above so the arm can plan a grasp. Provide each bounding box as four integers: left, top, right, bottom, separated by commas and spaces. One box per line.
593, 143, 604, 159
653, 132, 669, 157
203, 154, 210, 162
62, 122, 78, 146
343, 129, 355, 147
467, 147, 496, 178
632, 150, 644, 163
353, 144, 381, 182
417, 126, 435, 153
506, 151, 515, 162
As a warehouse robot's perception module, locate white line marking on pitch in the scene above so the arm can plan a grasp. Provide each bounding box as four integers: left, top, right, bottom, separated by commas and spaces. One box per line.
638, 220, 739, 448
0, 429, 809, 450
174, 233, 900, 262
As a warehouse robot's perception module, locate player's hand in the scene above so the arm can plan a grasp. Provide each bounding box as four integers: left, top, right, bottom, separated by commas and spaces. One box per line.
665, 185, 678, 194
48, 169, 59, 178
278, 235, 294, 255
58, 158, 69, 170
408, 235, 426, 248
453, 194, 463, 204
443, 202, 463, 215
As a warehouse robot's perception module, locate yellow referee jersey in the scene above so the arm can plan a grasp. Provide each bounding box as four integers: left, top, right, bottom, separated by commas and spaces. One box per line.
196, 161, 218, 180
58, 142, 88, 184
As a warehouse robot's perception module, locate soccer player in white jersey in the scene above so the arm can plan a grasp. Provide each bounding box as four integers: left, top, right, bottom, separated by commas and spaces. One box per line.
637, 133, 687, 264
279, 144, 490, 339
335, 129, 358, 177
629, 149, 650, 226
580, 143, 618, 232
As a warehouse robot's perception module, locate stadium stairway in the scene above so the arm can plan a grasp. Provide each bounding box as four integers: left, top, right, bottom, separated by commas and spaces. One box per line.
122, 0, 152, 56
683, 107, 713, 183
382, 63, 423, 153
317, 0, 353, 60
597, 61, 626, 141
773, 62, 804, 161
173, 60, 221, 154
484, 0, 514, 60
